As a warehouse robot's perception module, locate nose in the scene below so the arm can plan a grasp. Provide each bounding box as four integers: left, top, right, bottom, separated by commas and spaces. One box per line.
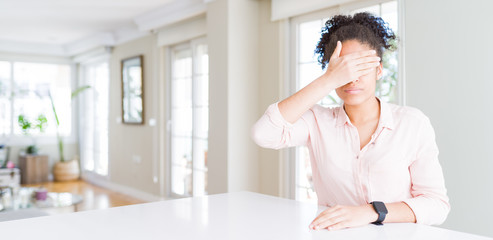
350, 78, 359, 84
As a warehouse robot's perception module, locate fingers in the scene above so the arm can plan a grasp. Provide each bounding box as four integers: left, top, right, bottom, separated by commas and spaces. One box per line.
355, 62, 381, 71
329, 41, 342, 61
310, 206, 340, 225
340, 63, 377, 83
310, 206, 342, 229
327, 221, 348, 231
313, 214, 345, 230
309, 204, 373, 232
356, 67, 377, 77
343, 49, 377, 60
352, 56, 381, 66
310, 211, 341, 228
330, 42, 376, 62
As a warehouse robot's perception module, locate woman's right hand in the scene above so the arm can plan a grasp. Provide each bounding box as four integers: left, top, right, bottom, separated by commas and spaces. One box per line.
323, 41, 381, 88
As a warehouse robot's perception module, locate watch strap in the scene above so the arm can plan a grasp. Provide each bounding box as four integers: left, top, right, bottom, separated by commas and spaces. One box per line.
371, 201, 387, 225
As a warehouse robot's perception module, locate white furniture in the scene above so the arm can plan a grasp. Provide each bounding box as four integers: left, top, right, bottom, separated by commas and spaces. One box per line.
0, 209, 49, 222
0, 191, 490, 240
0, 168, 20, 188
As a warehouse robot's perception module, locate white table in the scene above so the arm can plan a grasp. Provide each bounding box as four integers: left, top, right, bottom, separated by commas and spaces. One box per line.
0, 191, 490, 240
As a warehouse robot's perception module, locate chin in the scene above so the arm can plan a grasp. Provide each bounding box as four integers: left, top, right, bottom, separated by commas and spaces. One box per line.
338, 94, 373, 106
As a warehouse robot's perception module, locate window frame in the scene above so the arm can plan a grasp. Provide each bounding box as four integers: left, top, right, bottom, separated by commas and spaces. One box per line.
167, 36, 208, 199
286, 0, 405, 201
78, 55, 111, 180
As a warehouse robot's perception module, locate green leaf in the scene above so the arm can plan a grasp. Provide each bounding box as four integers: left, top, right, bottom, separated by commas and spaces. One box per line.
17, 114, 32, 135
71, 85, 91, 99
48, 92, 60, 127
36, 114, 48, 133
58, 136, 65, 162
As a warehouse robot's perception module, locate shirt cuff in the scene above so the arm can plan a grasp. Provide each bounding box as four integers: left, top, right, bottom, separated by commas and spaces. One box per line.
403, 196, 450, 225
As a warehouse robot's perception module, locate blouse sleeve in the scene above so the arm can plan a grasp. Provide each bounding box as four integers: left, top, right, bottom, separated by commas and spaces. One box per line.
403, 116, 450, 225
251, 102, 310, 149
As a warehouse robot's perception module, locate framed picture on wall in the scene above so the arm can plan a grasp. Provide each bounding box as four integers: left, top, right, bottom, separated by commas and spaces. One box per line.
121, 55, 144, 125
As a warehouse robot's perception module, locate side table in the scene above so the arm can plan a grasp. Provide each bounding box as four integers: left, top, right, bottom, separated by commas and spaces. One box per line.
18, 155, 49, 184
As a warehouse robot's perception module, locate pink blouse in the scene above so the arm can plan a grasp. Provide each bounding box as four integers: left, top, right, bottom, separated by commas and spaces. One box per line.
251, 100, 450, 225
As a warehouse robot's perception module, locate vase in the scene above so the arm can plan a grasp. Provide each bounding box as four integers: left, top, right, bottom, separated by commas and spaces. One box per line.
53, 159, 80, 182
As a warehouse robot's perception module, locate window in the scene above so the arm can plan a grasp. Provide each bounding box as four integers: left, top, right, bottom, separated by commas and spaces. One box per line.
79, 61, 110, 177
0, 61, 11, 136
169, 38, 209, 197
291, 0, 400, 203
0, 61, 72, 139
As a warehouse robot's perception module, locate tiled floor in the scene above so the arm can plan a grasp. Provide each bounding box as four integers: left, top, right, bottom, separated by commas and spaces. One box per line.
22, 180, 146, 212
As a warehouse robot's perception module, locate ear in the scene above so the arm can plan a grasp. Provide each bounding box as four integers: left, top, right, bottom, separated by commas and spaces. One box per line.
376, 62, 383, 80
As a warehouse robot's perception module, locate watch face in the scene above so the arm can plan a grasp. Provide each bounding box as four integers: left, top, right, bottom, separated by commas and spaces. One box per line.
373, 201, 388, 214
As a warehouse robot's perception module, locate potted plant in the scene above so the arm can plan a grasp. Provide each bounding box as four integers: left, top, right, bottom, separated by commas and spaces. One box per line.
17, 114, 48, 155
17, 114, 50, 184
50, 85, 90, 182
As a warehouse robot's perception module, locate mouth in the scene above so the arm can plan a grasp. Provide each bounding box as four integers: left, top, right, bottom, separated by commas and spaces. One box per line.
344, 88, 363, 94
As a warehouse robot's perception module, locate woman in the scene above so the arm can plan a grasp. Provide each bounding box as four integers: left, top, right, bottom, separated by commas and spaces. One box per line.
251, 12, 450, 231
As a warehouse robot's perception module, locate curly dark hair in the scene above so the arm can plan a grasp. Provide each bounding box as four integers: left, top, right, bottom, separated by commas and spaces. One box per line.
315, 12, 397, 69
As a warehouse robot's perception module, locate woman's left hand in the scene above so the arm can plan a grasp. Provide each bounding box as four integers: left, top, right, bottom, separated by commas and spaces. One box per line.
309, 204, 378, 231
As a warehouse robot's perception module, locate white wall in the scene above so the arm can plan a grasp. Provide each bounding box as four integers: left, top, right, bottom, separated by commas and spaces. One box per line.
271, 0, 354, 20
98, 0, 267, 199
258, 0, 283, 196
206, 0, 229, 194
207, 0, 260, 193
404, 0, 493, 237
107, 35, 162, 196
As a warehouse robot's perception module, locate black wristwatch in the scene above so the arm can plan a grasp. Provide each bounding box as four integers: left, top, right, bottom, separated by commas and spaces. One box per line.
370, 201, 388, 225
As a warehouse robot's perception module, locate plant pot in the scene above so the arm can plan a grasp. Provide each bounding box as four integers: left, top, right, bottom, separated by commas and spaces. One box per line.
53, 159, 80, 182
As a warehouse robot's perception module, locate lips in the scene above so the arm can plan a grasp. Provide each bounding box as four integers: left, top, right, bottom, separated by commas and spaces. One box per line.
344, 88, 363, 94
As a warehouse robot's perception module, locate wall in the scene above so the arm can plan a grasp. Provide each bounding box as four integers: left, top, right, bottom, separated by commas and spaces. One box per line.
404, 0, 493, 237
257, 0, 282, 196
99, 0, 265, 199
271, 0, 354, 20
207, 0, 260, 194
226, 0, 260, 193
107, 35, 162, 197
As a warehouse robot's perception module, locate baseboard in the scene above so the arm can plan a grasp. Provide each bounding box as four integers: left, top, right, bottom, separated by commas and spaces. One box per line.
81, 173, 165, 202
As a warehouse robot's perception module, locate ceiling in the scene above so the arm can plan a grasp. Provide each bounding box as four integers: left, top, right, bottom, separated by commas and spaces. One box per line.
0, 0, 175, 45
